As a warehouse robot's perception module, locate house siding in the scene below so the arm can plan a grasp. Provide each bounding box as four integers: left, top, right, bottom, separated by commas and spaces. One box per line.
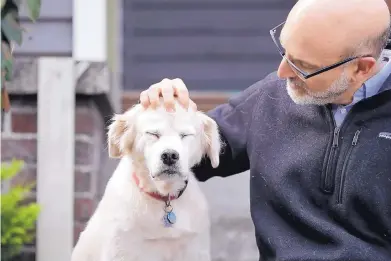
123, 0, 296, 91
14, 0, 72, 56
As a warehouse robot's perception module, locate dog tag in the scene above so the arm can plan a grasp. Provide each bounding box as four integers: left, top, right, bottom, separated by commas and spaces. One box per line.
163, 196, 176, 227
167, 211, 176, 224
163, 211, 176, 227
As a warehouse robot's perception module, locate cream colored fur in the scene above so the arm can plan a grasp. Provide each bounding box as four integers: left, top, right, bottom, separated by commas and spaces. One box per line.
71, 101, 221, 261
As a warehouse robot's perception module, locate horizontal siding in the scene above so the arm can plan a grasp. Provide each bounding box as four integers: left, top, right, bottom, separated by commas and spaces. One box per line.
19, 0, 72, 19
123, 0, 296, 91
131, 36, 276, 56
13, 21, 72, 56
13, 0, 72, 56
133, 62, 279, 80
130, 10, 291, 31
133, 0, 292, 2
131, 0, 296, 10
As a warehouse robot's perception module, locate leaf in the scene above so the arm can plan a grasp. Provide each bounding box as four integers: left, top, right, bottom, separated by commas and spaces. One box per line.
1, 0, 6, 9
1, 42, 13, 81
1, 42, 13, 65
1, 12, 22, 45
12, 0, 23, 7
25, 0, 40, 22
1, 160, 24, 181
1, 159, 40, 259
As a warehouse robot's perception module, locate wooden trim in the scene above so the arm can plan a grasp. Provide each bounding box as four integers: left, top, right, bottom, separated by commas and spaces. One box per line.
122, 91, 230, 112
37, 58, 75, 261
106, 0, 123, 113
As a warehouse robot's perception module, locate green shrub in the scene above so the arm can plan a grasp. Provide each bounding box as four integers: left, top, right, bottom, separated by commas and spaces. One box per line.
1, 160, 40, 261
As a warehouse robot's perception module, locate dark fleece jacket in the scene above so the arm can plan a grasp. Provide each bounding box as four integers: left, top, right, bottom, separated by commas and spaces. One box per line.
193, 72, 391, 261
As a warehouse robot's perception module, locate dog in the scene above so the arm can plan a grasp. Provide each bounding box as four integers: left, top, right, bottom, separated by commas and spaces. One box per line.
71, 100, 222, 261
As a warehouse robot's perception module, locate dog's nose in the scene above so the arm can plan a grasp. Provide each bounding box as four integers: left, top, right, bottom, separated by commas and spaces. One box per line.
161, 150, 179, 166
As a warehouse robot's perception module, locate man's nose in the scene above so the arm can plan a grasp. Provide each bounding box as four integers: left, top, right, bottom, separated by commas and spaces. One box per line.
277, 58, 296, 79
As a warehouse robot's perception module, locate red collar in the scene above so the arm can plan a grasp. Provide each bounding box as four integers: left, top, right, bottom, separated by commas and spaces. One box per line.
132, 173, 188, 202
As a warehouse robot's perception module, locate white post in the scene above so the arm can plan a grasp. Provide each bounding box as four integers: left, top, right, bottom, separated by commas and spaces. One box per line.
36, 57, 75, 261
73, 0, 107, 62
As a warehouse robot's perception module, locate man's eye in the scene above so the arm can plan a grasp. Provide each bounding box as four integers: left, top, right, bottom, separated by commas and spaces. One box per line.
299, 62, 317, 71
146, 132, 160, 138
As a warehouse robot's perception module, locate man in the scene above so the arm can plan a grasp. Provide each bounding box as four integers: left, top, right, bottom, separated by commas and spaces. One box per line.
138, 0, 391, 260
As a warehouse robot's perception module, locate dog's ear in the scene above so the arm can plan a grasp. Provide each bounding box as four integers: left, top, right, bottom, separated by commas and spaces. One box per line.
107, 114, 127, 158
107, 105, 141, 158
197, 112, 221, 168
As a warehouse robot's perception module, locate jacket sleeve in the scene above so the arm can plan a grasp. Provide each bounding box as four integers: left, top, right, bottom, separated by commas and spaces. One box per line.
192, 79, 264, 181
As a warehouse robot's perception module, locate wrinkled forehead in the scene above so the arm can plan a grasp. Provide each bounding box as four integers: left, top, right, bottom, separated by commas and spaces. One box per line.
136, 108, 200, 133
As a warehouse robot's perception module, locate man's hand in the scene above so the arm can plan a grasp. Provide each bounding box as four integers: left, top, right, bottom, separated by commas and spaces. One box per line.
139, 78, 197, 111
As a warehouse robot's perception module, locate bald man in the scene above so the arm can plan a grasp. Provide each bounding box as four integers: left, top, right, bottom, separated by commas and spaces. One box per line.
137, 0, 391, 260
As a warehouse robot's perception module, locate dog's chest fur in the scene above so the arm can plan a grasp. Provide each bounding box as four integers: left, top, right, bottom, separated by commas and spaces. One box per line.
72, 158, 211, 261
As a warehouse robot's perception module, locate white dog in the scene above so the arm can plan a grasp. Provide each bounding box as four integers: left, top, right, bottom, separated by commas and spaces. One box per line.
71, 101, 222, 261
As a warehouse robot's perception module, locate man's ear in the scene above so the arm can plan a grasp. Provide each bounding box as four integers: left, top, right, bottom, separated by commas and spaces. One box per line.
352, 56, 377, 83
107, 105, 141, 158
197, 112, 222, 168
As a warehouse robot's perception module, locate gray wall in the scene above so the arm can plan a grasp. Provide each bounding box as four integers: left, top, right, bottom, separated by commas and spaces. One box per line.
123, 0, 296, 91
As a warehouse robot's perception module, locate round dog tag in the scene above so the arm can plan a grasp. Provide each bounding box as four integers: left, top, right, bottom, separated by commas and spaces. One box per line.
163, 211, 176, 227
167, 211, 176, 224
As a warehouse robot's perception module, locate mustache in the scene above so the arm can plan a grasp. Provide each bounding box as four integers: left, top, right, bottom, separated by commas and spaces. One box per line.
287, 78, 307, 89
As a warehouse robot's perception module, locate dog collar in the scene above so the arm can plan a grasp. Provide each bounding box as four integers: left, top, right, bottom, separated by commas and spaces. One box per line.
132, 173, 188, 202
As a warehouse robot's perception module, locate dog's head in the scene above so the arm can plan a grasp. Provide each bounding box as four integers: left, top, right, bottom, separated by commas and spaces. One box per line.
107, 101, 221, 195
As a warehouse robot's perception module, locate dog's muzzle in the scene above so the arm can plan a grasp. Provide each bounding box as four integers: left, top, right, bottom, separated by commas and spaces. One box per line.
150, 150, 183, 179
161, 149, 179, 166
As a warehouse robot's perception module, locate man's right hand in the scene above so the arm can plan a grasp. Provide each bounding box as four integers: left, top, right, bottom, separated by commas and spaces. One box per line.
139, 78, 197, 112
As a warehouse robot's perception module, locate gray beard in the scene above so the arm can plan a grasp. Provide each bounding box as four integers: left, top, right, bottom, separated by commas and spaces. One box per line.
287, 71, 350, 105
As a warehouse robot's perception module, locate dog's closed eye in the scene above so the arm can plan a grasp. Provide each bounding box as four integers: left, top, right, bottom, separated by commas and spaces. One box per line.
146, 131, 161, 139
180, 133, 194, 139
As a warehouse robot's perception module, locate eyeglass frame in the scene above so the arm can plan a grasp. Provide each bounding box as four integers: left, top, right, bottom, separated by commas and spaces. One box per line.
269, 21, 373, 80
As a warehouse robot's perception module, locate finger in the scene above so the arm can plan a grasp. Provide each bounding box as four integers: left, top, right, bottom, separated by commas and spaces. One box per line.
139, 90, 150, 108
172, 78, 190, 109
148, 83, 162, 109
161, 78, 176, 111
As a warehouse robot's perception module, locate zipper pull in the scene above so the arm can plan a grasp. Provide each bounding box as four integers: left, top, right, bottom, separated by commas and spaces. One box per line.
332, 127, 340, 148
352, 130, 361, 146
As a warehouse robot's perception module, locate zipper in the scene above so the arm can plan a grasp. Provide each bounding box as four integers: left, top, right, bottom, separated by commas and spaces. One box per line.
321, 104, 359, 194
321, 106, 337, 193
332, 127, 341, 148
323, 126, 341, 192
337, 129, 361, 204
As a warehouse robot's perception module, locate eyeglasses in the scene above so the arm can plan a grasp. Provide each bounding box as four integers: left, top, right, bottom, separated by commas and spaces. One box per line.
269, 21, 372, 80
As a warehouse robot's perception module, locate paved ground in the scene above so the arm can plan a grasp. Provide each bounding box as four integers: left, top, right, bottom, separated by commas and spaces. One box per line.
200, 171, 259, 261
